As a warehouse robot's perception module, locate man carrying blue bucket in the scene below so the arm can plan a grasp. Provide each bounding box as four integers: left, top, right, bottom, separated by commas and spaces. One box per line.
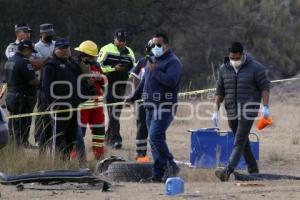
212, 42, 271, 181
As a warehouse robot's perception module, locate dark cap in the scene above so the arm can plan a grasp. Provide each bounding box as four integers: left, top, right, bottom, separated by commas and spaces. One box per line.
55, 38, 70, 48
40, 23, 55, 36
18, 40, 37, 53
114, 29, 127, 42
15, 23, 32, 32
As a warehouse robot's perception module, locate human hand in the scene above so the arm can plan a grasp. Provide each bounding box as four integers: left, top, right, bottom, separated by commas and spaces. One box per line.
115, 64, 126, 72
212, 111, 219, 128
261, 106, 270, 118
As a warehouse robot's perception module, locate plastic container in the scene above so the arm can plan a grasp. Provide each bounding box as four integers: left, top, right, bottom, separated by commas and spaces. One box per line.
189, 128, 259, 169
165, 177, 184, 196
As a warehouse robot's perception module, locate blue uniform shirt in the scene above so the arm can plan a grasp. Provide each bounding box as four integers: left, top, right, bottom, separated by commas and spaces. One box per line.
4, 52, 37, 96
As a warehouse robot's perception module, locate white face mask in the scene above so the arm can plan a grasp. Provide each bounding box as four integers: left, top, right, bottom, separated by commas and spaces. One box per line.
151, 45, 164, 58
230, 60, 242, 68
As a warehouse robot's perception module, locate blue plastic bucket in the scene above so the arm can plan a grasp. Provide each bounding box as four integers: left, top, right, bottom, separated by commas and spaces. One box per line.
189, 128, 259, 169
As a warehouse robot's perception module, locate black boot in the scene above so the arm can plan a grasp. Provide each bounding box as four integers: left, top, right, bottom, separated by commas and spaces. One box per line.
215, 167, 233, 182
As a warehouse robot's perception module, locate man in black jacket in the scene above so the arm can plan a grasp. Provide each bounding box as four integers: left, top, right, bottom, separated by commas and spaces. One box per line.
213, 42, 270, 181
39, 38, 94, 159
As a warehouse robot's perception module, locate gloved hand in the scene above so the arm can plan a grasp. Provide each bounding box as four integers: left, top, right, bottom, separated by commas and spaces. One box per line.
262, 106, 270, 118
211, 111, 219, 128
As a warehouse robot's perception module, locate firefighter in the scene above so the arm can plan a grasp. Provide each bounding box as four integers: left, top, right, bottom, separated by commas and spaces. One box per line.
74, 40, 108, 160
97, 29, 135, 149
4, 40, 39, 147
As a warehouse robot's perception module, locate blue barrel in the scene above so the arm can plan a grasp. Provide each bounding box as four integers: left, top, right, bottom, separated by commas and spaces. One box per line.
165, 177, 184, 196
189, 128, 259, 169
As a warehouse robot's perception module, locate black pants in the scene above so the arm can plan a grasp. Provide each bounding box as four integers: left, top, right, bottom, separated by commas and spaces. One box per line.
53, 111, 78, 158
136, 103, 148, 156
105, 83, 126, 144
227, 118, 258, 172
6, 92, 36, 146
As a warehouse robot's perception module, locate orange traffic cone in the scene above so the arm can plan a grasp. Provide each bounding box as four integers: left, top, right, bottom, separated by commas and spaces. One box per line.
256, 116, 273, 130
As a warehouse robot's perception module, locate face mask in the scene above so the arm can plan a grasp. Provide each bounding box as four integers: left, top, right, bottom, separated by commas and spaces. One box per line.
151, 45, 164, 58
44, 36, 53, 43
230, 59, 242, 68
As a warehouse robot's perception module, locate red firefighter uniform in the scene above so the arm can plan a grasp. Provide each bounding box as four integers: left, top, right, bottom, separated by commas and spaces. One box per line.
80, 63, 108, 159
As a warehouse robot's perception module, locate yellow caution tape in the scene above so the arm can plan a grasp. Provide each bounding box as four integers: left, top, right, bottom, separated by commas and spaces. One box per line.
7, 76, 300, 119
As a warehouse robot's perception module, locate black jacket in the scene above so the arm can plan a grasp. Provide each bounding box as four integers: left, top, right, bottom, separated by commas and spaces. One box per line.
216, 54, 270, 118
40, 55, 94, 108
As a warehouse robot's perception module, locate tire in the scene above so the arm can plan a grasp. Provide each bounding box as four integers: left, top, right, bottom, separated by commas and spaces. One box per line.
95, 156, 125, 174
106, 161, 153, 182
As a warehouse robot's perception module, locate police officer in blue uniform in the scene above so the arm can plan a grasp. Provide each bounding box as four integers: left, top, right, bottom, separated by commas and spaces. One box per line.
39, 38, 95, 159
4, 40, 39, 147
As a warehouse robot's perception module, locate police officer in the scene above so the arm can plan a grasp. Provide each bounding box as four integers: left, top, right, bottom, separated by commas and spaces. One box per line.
4, 40, 39, 147
40, 38, 94, 159
1, 24, 32, 99
34, 23, 56, 144
1, 23, 43, 99
97, 28, 135, 149
5, 23, 32, 59
35, 23, 56, 58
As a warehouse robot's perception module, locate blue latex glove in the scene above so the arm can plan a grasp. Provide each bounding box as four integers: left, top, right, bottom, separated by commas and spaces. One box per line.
211, 111, 219, 127
262, 106, 270, 118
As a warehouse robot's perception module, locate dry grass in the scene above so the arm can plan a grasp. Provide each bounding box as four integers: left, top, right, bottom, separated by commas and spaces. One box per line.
291, 137, 300, 145
0, 142, 79, 175
1, 82, 300, 199
268, 151, 286, 163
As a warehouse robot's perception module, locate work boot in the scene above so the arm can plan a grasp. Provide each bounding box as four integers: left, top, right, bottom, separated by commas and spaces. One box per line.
215, 167, 233, 182
248, 167, 259, 174
140, 176, 163, 183
163, 163, 180, 181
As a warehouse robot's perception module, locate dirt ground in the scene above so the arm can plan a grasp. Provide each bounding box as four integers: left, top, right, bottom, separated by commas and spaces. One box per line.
1, 82, 300, 200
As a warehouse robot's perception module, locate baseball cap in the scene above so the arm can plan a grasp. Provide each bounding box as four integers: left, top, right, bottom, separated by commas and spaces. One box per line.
114, 28, 127, 42
40, 23, 55, 36
18, 40, 37, 53
55, 38, 70, 48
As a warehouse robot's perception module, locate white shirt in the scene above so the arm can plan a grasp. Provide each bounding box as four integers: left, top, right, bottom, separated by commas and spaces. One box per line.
35, 40, 55, 58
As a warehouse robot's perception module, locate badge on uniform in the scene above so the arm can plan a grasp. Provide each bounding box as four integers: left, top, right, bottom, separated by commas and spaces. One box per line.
27, 64, 34, 70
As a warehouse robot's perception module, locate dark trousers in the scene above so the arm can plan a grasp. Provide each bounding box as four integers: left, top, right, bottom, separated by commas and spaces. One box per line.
105, 83, 126, 144
136, 103, 148, 156
54, 111, 78, 158
227, 118, 258, 172
146, 108, 177, 178
6, 92, 36, 146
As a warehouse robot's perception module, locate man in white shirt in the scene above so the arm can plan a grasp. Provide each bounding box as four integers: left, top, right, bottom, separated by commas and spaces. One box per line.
35, 23, 56, 58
